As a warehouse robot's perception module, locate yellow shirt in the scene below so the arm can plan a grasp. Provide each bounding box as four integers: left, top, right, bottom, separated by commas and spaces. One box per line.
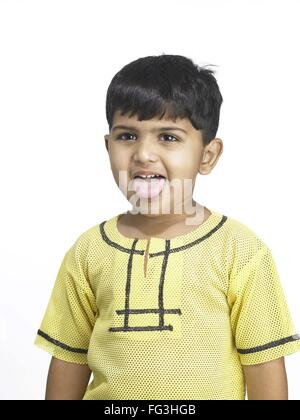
34, 209, 300, 400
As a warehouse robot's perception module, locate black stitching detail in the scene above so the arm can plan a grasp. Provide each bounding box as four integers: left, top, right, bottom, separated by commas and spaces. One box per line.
99, 215, 228, 256
99, 221, 144, 255
116, 309, 182, 315
124, 239, 139, 328
237, 334, 300, 354
108, 240, 181, 333
149, 215, 228, 257
37, 330, 88, 354
159, 240, 170, 327
109, 326, 173, 332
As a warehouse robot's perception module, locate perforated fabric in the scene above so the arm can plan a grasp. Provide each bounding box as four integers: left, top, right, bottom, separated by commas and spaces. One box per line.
34, 209, 300, 400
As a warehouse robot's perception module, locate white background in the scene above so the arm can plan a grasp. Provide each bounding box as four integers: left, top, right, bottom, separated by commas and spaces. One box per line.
0, 0, 299, 400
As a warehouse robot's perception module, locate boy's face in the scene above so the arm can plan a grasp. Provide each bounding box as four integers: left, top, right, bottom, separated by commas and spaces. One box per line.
104, 110, 223, 215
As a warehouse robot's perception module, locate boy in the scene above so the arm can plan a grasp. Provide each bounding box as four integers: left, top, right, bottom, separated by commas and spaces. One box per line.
34, 54, 300, 400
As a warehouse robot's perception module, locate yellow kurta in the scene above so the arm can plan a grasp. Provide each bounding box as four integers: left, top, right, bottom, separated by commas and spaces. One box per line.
34, 209, 300, 400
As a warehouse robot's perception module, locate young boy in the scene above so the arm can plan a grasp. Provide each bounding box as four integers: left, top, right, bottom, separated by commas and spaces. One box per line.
34, 54, 300, 400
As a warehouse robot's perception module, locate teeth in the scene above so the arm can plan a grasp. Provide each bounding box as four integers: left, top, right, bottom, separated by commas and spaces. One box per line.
136, 174, 160, 179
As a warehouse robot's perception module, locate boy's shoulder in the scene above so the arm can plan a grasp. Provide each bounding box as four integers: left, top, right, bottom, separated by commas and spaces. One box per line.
222, 212, 270, 275
67, 213, 118, 253
224, 213, 266, 246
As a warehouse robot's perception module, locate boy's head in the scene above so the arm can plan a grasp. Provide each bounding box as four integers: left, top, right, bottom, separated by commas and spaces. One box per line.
104, 54, 223, 215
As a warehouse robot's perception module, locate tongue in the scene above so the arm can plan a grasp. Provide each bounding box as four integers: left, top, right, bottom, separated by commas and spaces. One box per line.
132, 177, 166, 199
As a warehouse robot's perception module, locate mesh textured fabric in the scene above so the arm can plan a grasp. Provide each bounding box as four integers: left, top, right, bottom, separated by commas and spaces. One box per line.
34, 209, 300, 400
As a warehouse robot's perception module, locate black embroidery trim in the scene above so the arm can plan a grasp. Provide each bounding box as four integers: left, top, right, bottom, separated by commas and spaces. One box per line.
150, 215, 228, 256
124, 238, 139, 329
109, 326, 173, 332
99, 221, 144, 255
37, 330, 88, 354
116, 309, 182, 315
99, 215, 228, 256
108, 240, 181, 333
159, 239, 170, 327
237, 334, 300, 354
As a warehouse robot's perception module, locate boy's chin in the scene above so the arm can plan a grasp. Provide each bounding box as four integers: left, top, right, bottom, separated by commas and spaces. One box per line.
127, 194, 190, 216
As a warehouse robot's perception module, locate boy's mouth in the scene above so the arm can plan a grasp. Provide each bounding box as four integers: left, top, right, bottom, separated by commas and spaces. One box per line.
133, 174, 166, 180
132, 170, 167, 180
131, 174, 167, 199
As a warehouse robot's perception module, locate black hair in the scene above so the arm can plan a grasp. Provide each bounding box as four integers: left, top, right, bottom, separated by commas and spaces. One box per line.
105, 54, 223, 145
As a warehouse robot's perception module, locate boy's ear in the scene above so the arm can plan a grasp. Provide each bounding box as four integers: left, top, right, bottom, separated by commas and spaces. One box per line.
104, 135, 109, 152
199, 138, 223, 175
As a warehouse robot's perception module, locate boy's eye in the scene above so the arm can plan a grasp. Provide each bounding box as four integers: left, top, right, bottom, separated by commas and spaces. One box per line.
116, 133, 178, 142
117, 133, 136, 141
161, 134, 178, 142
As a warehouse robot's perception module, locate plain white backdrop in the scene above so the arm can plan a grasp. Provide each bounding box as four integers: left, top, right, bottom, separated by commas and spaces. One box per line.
0, 0, 299, 400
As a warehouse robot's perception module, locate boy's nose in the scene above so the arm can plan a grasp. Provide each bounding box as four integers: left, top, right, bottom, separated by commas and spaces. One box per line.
132, 137, 158, 162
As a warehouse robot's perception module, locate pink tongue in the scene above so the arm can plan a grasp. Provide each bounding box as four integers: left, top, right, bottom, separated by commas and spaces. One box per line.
132, 177, 166, 199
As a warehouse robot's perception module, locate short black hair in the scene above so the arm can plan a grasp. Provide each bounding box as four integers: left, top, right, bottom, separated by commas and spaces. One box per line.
105, 54, 223, 145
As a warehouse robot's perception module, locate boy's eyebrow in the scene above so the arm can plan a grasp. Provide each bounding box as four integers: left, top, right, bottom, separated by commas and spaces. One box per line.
112, 124, 188, 135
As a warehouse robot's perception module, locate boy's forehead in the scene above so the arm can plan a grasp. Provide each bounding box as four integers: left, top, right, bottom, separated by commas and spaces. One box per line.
111, 110, 195, 133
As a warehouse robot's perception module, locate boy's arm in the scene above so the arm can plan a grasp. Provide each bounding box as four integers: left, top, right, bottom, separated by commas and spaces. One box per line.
45, 357, 92, 400
243, 357, 288, 400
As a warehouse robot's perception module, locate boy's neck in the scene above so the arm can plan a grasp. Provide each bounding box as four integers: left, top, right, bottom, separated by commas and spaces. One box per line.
118, 202, 211, 239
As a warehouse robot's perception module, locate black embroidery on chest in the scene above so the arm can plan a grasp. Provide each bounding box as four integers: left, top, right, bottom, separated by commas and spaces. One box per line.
99, 222, 144, 255
99, 214, 227, 334
99, 215, 227, 255
108, 239, 181, 333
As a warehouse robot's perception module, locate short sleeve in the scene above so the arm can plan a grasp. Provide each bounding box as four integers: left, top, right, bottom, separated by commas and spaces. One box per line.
229, 244, 300, 365
34, 242, 97, 364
